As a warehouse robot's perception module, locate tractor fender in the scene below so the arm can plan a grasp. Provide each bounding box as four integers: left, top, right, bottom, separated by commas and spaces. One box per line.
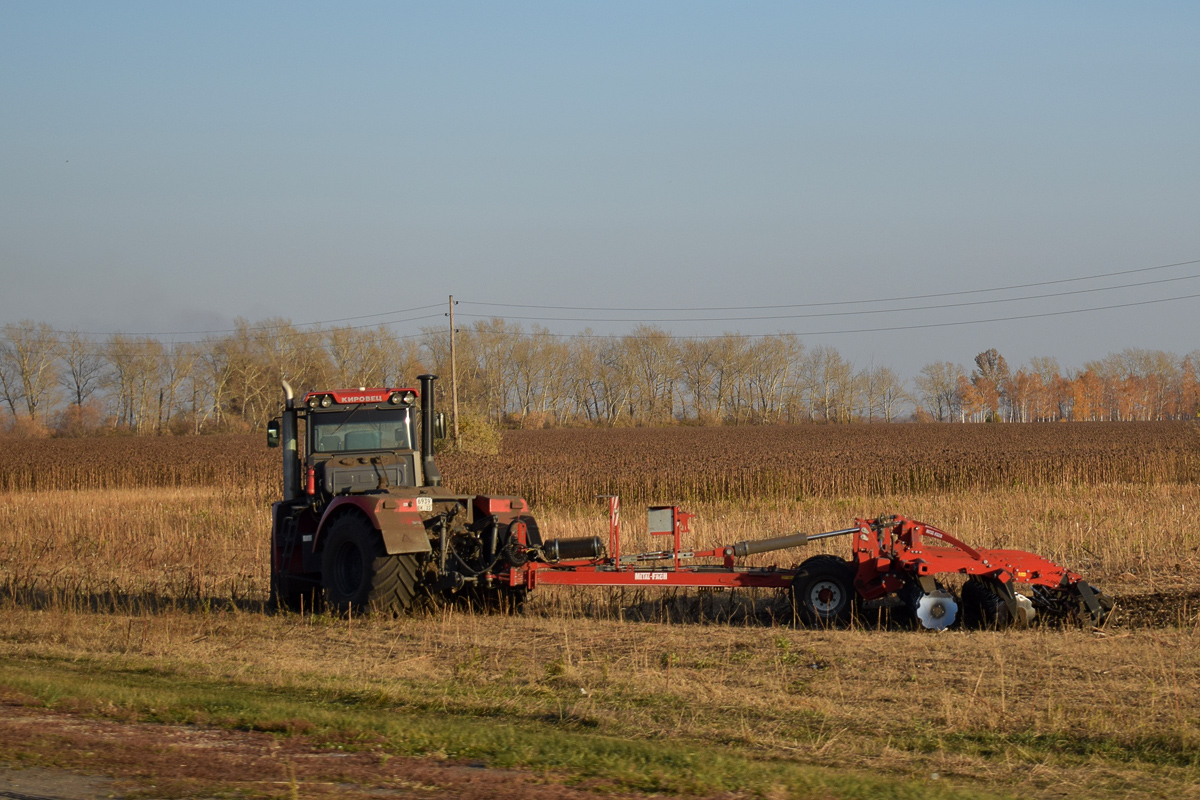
472, 495, 543, 546
315, 496, 432, 556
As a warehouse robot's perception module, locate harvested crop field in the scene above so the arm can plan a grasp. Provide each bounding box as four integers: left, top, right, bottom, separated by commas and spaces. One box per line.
0, 424, 1198, 799
3, 421, 1200, 501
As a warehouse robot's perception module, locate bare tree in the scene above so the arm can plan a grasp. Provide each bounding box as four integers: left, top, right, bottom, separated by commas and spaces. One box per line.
802, 346, 854, 423
104, 335, 163, 431
915, 361, 964, 422
0, 339, 22, 420
59, 330, 106, 408
159, 343, 197, 431
622, 325, 678, 423
595, 338, 635, 425
533, 332, 572, 422
677, 338, 715, 421
709, 335, 749, 423
744, 334, 802, 424
251, 317, 332, 401
2, 321, 61, 422
466, 318, 521, 423
863, 365, 906, 422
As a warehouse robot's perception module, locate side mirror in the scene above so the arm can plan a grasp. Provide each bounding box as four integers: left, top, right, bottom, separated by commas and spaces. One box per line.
266, 418, 281, 448
434, 412, 448, 440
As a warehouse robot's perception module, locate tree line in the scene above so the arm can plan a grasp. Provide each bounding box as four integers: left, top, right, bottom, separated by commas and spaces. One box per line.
1, 317, 1197, 436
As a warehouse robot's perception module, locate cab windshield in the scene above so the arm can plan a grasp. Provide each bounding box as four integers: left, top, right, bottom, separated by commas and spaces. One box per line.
309, 407, 415, 453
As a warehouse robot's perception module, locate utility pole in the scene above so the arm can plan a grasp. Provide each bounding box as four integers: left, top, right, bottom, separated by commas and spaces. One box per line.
449, 294, 460, 448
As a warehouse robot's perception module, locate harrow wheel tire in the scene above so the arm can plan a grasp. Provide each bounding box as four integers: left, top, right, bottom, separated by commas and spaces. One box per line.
321, 514, 421, 615
792, 555, 857, 627
961, 578, 1011, 629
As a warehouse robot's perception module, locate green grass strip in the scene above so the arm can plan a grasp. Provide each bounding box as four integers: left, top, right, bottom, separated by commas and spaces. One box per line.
0, 657, 1003, 800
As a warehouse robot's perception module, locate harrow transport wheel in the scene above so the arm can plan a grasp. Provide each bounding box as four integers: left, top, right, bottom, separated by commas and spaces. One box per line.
961, 578, 1011, 629
792, 555, 857, 627
321, 514, 421, 615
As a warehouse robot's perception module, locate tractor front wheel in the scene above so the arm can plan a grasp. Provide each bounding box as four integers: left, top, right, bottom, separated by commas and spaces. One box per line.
321, 514, 422, 615
791, 555, 857, 627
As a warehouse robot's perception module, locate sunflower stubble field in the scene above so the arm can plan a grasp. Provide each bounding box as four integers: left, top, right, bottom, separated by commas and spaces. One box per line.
0, 423, 1199, 799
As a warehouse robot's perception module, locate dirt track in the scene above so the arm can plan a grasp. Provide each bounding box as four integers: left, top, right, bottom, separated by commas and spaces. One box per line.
0, 701, 693, 800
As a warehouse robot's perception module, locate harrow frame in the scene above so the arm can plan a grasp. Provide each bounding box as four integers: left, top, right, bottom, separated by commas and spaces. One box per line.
515, 498, 1110, 628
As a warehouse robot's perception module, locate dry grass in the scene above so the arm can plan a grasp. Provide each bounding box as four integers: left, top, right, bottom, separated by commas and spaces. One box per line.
2, 484, 1199, 608
0, 604, 1197, 799
0, 486, 269, 604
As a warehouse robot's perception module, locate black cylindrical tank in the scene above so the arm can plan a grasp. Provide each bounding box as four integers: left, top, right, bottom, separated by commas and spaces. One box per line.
541, 536, 605, 562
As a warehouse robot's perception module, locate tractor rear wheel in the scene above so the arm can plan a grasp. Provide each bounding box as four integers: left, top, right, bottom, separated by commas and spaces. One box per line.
791, 555, 857, 627
961, 578, 1011, 629
321, 514, 422, 615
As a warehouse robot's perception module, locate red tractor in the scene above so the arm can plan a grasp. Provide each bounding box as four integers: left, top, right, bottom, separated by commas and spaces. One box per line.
266, 374, 601, 614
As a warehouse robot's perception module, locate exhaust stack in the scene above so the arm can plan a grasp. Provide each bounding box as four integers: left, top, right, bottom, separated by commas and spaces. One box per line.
417, 374, 442, 487
281, 380, 300, 501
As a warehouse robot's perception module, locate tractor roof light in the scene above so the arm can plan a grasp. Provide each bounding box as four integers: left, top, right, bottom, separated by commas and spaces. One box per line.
320, 395, 333, 408
388, 390, 417, 406
307, 396, 319, 409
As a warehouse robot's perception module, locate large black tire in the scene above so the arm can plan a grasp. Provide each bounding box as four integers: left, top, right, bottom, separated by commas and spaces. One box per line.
961, 578, 1011, 629
321, 514, 422, 615
791, 555, 857, 627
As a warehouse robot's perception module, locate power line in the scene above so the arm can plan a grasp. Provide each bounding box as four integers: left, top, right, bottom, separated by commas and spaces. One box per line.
462, 257, 1200, 312
451, 290, 1200, 340
456, 270, 1200, 324
42, 303, 447, 338
8, 255, 1197, 346
26, 313, 447, 347
163, 313, 447, 346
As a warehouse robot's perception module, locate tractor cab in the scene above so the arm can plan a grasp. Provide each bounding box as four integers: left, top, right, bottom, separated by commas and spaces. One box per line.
300, 388, 423, 495
303, 389, 418, 455
268, 376, 445, 506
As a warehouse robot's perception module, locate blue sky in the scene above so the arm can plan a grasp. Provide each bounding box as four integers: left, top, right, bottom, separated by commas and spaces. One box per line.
2, 2, 1198, 376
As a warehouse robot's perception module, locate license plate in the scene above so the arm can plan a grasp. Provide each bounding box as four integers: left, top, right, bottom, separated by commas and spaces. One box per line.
416, 496, 433, 512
